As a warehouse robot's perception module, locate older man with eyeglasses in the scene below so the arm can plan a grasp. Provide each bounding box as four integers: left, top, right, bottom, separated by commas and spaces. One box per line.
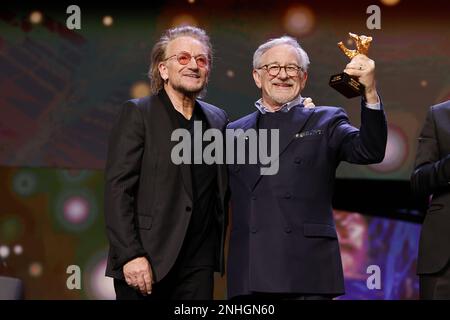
226, 36, 387, 300
104, 26, 229, 300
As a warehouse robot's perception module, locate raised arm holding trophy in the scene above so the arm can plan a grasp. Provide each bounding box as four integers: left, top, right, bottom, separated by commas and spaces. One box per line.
329, 32, 377, 103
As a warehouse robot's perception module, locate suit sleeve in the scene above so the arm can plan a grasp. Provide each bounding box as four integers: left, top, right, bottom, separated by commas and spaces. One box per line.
328, 100, 387, 164
411, 106, 450, 197
104, 101, 147, 270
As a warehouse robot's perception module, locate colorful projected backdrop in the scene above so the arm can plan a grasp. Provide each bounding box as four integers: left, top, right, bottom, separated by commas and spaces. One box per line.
0, 1, 449, 180
0, 166, 419, 299
0, 166, 110, 299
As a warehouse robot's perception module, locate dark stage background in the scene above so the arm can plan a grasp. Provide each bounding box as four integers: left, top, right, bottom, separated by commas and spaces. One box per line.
0, 0, 449, 299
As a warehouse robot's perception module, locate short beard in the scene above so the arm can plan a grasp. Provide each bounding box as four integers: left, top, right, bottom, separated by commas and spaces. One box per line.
172, 82, 208, 100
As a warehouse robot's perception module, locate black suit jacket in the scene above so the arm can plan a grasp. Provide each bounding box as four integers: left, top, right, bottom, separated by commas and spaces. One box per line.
104, 93, 229, 281
411, 100, 450, 274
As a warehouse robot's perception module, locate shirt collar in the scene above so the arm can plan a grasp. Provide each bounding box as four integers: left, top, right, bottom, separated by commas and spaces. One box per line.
255, 95, 304, 114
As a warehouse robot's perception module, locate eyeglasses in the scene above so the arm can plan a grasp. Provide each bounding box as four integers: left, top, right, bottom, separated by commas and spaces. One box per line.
258, 63, 304, 77
164, 51, 209, 68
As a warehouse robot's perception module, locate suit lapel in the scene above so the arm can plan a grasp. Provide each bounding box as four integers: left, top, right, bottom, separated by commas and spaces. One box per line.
198, 100, 222, 130
232, 111, 262, 191
278, 106, 315, 156
238, 110, 259, 132
154, 93, 193, 201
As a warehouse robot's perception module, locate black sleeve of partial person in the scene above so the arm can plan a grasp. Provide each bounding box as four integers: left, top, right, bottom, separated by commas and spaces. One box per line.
411, 154, 450, 197
104, 101, 147, 271
411, 106, 450, 197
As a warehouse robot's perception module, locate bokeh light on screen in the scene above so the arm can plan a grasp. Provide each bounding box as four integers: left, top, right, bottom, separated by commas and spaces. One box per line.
29, 262, 43, 277
55, 190, 97, 232
283, 5, 315, 37
13, 244, 23, 255
103, 16, 114, 27
130, 81, 151, 99
64, 196, 90, 224
226, 70, 235, 78
369, 125, 409, 173
12, 170, 37, 197
84, 252, 115, 300
380, 0, 401, 6
29, 11, 43, 24
171, 14, 198, 27
0, 245, 10, 259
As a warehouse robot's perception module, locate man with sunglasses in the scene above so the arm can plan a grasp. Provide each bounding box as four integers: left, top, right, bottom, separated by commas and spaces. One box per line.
226, 36, 387, 299
104, 26, 229, 299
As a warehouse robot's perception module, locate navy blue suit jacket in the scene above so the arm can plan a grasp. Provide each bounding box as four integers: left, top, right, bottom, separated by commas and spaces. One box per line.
226, 101, 387, 297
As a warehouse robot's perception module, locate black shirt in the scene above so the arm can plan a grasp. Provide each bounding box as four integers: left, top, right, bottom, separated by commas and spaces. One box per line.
159, 89, 218, 267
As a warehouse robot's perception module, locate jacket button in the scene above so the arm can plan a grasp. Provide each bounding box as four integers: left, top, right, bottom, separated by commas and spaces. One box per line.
294, 157, 302, 164
284, 227, 292, 233
251, 227, 258, 233
284, 192, 292, 199
251, 195, 257, 200
185, 206, 192, 212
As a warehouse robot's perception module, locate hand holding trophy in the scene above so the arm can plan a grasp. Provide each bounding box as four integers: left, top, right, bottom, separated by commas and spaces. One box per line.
329, 33, 375, 99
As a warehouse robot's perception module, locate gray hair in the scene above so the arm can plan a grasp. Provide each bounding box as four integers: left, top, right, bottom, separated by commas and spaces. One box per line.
148, 25, 213, 95
253, 36, 310, 71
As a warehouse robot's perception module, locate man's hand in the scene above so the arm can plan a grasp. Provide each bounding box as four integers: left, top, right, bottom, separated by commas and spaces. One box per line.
303, 97, 315, 108
123, 256, 154, 295
344, 54, 378, 104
